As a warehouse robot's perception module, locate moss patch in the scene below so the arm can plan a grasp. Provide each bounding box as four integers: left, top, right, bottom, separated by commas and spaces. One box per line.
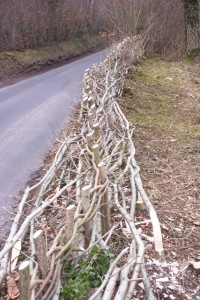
185, 48, 200, 61
124, 59, 200, 137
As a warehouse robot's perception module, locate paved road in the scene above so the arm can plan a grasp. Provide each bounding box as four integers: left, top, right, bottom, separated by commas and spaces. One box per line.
0, 49, 108, 239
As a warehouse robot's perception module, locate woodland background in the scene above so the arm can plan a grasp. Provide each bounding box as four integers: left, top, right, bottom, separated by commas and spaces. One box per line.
1, 0, 199, 58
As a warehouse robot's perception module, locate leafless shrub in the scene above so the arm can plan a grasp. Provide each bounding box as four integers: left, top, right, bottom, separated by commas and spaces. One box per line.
145, 0, 186, 59
0, 0, 103, 51
103, 0, 186, 59
0, 0, 187, 58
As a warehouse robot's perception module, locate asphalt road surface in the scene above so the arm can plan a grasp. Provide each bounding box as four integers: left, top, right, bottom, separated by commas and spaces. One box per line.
0, 49, 108, 239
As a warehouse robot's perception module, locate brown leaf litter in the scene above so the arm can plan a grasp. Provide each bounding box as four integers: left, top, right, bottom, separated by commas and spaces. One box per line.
121, 57, 200, 299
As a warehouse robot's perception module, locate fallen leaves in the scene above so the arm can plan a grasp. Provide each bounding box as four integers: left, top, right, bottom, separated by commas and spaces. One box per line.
122, 57, 200, 298
6, 275, 19, 300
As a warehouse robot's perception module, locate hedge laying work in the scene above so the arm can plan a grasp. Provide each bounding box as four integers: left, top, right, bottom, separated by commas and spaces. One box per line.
0, 36, 164, 300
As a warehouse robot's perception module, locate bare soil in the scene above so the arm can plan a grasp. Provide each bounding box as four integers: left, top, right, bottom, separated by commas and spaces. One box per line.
121, 58, 200, 299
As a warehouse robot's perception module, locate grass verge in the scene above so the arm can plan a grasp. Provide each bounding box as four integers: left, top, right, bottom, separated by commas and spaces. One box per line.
0, 35, 105, 84
121, 58, 200, 297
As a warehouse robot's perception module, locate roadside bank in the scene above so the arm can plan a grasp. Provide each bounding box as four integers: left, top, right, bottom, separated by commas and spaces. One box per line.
0, 36, 106, 87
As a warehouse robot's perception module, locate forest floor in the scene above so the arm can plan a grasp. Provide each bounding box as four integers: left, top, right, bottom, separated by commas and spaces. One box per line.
121, 58, 200, 299
0, 35, 105, 87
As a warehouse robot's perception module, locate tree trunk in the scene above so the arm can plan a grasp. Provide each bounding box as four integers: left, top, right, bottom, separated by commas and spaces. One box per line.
183, 0, 200, 52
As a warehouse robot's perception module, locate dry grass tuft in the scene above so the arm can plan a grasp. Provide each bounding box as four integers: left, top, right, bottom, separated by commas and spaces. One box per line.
121, 58, 200, 298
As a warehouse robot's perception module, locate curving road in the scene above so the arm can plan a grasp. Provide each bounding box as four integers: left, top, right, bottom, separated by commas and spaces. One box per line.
0, 49, 108, 239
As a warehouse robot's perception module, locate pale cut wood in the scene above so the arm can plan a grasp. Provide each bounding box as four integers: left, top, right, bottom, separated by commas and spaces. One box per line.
114, 265, 130, 299
81, 185, 92, 248
52, 280, 61, 300
19, 260, 30, 300
88, 104, 96, 126
90, 104, 96, 118
83, 97, 88, 108
141, 257, 155, 300
95, 95, 100, 106
135, 176, 165, 262
92, 144, 100, 166
88, 96, 93, 108
86, 131, 94, 150
33, 230, 49, 279
87, 288, 102, 300
136, 191, 145, 211
102, 267, 120, 300
98, 162, 111, 236
65, 205, 76, 243
114, 240, 137, 300
11, 240, 21, 272
88, 112, 94, 127
93, 122, 100, 140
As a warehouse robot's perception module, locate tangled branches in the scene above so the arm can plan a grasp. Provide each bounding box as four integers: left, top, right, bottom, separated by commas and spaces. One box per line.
0, 36, 164, 300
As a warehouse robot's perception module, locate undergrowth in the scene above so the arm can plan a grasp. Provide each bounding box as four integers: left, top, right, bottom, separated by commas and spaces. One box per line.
185, 48, 200, 61
60, 246, 114, 300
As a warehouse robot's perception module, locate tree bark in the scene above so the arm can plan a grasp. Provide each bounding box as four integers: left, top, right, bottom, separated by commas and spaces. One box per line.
183, 0, 200, 51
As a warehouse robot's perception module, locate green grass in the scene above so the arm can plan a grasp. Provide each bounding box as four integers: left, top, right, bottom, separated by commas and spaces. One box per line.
123, 59, 200, 138
0, 35, 104, 79
185, 48, 200, 61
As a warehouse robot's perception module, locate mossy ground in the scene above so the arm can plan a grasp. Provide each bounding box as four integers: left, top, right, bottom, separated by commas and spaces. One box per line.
121, 58, 200, 297
185, 48, 200, 62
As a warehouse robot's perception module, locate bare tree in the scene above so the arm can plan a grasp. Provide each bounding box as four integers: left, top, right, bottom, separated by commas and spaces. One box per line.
182, 0, 200, 51
102, 0, 185, 58
0, 0, 188, 58
103, 0, 144, 37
